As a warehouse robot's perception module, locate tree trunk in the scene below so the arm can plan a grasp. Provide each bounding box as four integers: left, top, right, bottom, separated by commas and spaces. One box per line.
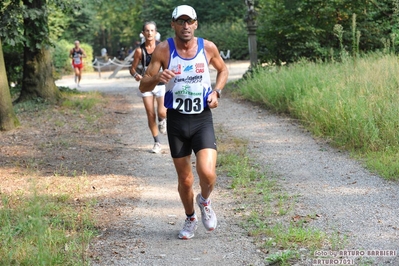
18, 46, 61, 102
17, 0, 61, 103
0, 40, 20, 131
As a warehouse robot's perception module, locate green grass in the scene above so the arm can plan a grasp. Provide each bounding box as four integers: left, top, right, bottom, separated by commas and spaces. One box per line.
3, 89, 106, 265
266, 250, 298, 266
61, 91, 103, 112
0, 190, 96, 265
236, 53, 399, 180
14, 98, 51, 114
216, 130, 344, 264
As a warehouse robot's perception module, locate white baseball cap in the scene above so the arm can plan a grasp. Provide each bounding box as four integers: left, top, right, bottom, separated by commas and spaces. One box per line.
172, 5, 197, 20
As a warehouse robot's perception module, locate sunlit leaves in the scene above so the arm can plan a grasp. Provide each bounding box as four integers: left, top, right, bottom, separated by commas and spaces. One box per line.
0, 0, 82, 49
257, 0, 398, 63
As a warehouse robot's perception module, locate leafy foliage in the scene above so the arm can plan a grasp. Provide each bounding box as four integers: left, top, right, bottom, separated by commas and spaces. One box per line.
196, 21, 248, 60
141, 0, 246, 40
0, 0, 81, 48
86, 0, 143, 57
257, 0, 398, 63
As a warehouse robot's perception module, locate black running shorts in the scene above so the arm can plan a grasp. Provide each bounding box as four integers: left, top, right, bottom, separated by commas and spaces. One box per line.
167, 108, 217, 158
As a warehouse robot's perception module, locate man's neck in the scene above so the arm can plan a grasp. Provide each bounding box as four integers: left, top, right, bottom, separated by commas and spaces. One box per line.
144, 39, 156, 46
174, 37, 197, 54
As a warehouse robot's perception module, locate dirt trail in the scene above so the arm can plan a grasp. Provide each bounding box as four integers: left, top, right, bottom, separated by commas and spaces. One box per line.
58, 62, 267, 265
56, 60, 399, 265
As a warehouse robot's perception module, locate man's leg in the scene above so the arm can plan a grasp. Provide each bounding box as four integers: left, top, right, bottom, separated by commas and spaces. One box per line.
142, 96, 158, 136
77, 66, 83, 85
175, 155, 198, 239
195, 148, 217, 199
173, 155, 195, 215
74, 67, 79, 83
142, 96, 161, 153
155, 96, 167, 134
155, 96, 166, 121
195, 148, 218, 231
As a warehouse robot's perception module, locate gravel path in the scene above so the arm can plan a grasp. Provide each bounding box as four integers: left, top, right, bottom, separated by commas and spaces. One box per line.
213, 99, 399, 265
57, 62, 399, 265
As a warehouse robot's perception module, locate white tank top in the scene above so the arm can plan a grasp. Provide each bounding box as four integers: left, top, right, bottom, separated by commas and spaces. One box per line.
164, 38, 212, 114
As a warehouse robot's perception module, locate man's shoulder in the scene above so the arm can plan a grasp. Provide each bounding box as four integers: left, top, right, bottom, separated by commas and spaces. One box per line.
203, 39, 218, 51
155, 40, 170, 52
202, 38, 215, 46
152, 41, 170, 66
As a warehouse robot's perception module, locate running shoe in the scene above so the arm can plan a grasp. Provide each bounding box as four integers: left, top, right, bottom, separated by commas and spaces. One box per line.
151, 142, 161, 153
178, 215, 198, 239
196, 194, 217, 231
158, 119, 167, 134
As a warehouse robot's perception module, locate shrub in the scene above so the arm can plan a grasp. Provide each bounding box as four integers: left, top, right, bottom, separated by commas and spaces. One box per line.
196, 20, 248, 60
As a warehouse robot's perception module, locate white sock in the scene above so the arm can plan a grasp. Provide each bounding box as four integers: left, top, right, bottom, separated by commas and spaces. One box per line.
200, 194, 209, 204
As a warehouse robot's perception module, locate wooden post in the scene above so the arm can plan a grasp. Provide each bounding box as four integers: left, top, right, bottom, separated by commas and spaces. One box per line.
97, 59, 101, 78
245, 0, 258, 67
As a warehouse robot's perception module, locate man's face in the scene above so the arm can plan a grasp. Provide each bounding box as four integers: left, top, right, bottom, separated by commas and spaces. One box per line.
74, 41, 80, 48
172, 15, 197, 42
142, 24, 156, 41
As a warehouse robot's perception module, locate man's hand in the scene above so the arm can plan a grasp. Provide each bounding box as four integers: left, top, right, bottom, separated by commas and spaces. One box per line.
207, 91, 219, 109
140, 69, 176, 93
158, 69, 175, 84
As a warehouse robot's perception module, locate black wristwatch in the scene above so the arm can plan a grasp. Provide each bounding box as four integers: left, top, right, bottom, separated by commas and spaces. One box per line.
213, 89, 222, 98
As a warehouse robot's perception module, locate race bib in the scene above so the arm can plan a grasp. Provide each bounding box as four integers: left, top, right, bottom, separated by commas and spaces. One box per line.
172, 84, 204, 114
74, 55, 81, 64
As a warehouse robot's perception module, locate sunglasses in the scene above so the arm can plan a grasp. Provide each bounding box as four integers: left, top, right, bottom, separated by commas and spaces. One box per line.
174, 18, 197, 25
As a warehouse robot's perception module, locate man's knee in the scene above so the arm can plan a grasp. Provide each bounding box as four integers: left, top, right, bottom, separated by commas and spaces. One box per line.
157, 108, 166, 118
198, 168, 216, 182
178, 175, 194, 188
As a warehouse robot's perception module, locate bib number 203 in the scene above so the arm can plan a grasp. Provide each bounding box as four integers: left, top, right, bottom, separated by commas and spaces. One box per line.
175, 98, 201, 113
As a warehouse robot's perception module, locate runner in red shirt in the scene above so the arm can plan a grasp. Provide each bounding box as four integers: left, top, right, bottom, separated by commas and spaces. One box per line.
69, 40, 87, 87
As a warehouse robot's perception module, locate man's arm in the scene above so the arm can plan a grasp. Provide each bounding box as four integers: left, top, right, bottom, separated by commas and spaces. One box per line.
139, 41, 175, 93
81, 48, 87, 58
205, 40, 229, 101
129, 48, 142, 80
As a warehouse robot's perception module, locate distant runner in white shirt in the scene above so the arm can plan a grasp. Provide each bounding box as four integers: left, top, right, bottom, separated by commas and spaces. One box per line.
130, 21, 167, 154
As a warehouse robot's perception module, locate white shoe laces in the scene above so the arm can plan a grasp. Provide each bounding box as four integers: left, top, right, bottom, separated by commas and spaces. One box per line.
183, 219, 195, 230
202, 205, 212, 220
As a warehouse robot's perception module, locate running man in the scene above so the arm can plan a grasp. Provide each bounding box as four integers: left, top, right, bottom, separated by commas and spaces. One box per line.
130, 21, 167, 154
139, 5, 228, 239
69, 40, 87, 87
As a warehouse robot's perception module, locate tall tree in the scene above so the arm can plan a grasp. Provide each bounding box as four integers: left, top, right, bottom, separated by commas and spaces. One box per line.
0, 39, 19, 131
0, 0, 82, 103
18, 0, 61, 102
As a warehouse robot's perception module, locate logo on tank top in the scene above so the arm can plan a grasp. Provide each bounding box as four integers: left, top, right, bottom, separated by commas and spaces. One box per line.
174, 75, 202, 84
174, 85, 201, 96
184, 65, 194, 72
195, 63, 205, 73
171, 64, 182, 75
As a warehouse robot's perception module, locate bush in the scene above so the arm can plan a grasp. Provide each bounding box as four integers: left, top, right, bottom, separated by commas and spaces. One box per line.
52, 40, 94, 79
196, 20, 248, 60
236, 53, 399, 179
